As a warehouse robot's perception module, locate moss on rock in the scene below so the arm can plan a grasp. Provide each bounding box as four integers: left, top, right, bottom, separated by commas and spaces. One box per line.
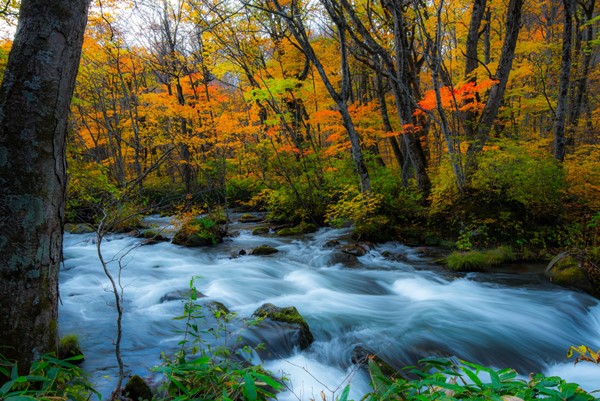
58, 333, 84, 363
252, 303, 314, 349
123, 375, 152, 401
172, 217, 225, 247
276, 222, 318, 236
252, 227, 269, 236
446, 246, 516, 272
251, 245, 279, 255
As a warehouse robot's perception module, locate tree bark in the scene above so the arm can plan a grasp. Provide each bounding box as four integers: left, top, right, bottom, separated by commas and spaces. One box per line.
0, 0, 91, 374
553, 0, 574, 162
465, 0, 524, 172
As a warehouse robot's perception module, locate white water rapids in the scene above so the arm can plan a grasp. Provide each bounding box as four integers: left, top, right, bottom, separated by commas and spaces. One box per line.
60, 214, 600, 399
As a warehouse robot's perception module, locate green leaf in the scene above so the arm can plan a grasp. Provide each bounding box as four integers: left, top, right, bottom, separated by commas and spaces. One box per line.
250, 372, 283, 391
5, 396, 38, 401
243, 373, 257, 401
338, 384, 351, 401
461, 366, 483, 388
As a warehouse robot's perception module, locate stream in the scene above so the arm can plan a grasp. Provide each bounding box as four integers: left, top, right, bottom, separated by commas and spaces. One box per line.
60, 213, 600, 399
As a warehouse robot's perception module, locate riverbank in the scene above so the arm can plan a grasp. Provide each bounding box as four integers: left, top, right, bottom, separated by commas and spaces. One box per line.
59, 213, 600, 399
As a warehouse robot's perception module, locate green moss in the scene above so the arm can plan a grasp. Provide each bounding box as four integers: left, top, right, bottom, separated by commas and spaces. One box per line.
250, 245, 279, 255
276, 222, 318, 236
446, 251, 489, 271
252, 303, 314, 348
446, 246, 516, 272
551, 266, 588, 287
172, 217, 224, 247
124, 374, 152, 401
252, 227, 269, 235
58, 334, 84, 362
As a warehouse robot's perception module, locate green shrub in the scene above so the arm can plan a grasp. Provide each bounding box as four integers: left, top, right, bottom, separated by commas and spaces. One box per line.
226, 177, 264, 205
429, 141, 567, 249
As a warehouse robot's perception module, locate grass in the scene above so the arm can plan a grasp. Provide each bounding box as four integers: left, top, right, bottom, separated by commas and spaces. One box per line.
446, 246, 516, 272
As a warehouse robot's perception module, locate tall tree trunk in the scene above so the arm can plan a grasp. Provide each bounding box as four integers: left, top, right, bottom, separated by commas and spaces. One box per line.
465, 0, 524, 172
567, 0, 595, 139
0, 0, 91, 374
463, 0, 488, 139
375, 70, 406, 179
553, 0, 574, 162
272, 0, 371, 192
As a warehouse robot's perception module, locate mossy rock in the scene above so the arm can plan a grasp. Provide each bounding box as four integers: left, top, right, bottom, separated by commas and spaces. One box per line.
138, 230, 169, 242
252, 303, 314, 349
276, 222, 318, 236
329, 251, 360, 267
58, 334, 84, 363
446, 246, 515, 272
239, 213, 263, 223
546, 256, 594, 293
123, 375, 152, 401
207, 301, 231, 316
64, 223, 95, 234
172, 217, 225, 247
251, 245, 279, 256
341, 243, 371, 257
351, 346, 398, 378
252, 227, 269, 236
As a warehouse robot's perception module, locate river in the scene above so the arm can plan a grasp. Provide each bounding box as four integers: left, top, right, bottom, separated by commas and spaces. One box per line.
59, 214, 600, 399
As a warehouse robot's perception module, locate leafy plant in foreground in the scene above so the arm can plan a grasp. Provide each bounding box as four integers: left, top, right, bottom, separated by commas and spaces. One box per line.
152, 278, 283, 401
0, 353, 98, 401
364, 357, 598, 401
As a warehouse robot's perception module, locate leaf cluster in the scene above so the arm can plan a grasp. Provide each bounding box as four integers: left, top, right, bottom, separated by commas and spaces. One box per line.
364, 357, 598, 401
0, 354, 98, 401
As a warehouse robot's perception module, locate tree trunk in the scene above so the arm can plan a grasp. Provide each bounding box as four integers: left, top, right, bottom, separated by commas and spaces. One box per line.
465, 0, 524, 172
273, 0, 371, 192
553, 0, 574, 162
0, 0, 91, 374
463, 0, 487, 139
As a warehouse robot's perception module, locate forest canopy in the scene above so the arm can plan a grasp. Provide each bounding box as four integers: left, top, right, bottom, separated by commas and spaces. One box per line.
0, 0, 598, 250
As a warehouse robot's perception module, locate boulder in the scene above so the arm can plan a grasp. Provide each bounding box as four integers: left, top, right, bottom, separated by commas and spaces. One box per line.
251, 245, 279, 256
64, 223, 95, 234
172, 217, 225, 247
138, 230, 170, 245
329, 251, 360, 267
351, 346, 398, 378
341, 242, 372, 257
322, 239, 340, 249
252, 303, 314, 349
207, 301, 231, 316
276, 222, 318, 236
381, 251, 409, 263
252, 227, 270, 236
239, 213, 263, 223
159, 289, 202, 303
123, 375, 152, 401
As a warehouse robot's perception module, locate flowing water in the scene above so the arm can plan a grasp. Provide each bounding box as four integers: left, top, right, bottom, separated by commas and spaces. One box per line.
60, 214, 600, 399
